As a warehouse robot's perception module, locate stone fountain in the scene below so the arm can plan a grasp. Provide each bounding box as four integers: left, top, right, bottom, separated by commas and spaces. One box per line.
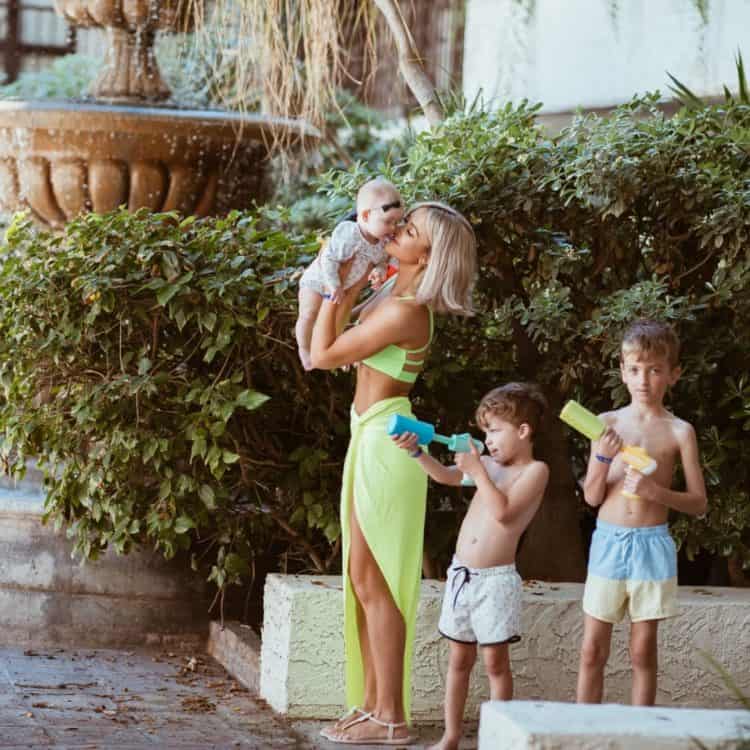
0, 0, 316, 228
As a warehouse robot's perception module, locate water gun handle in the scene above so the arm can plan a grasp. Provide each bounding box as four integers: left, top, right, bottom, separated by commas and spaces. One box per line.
387, 415, 485, 454
620, 445, 658, 501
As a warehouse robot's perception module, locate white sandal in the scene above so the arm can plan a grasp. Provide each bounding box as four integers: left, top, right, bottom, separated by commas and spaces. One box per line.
325, 711, 415, 745
319, 707, 370, 740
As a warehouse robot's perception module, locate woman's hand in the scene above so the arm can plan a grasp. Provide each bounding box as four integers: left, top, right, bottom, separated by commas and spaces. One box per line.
454, 440, 484, 478
595, 427, 623, 459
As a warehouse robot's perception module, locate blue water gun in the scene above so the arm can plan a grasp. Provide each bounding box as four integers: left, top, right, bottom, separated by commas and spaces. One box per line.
386, 414, 485, 454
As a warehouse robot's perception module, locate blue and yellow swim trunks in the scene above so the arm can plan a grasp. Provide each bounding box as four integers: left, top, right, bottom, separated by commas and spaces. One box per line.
582, 520, 679, 623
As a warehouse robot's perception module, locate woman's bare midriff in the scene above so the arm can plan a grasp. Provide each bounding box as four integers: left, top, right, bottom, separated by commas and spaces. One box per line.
353, 363, 413, 415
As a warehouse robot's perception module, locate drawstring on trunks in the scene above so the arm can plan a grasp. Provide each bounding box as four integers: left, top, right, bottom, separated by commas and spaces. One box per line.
451, 565, 472, 609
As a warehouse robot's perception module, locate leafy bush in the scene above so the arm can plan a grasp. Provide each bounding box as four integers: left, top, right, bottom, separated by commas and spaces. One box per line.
326, 94, 750, 573
1, 92, 748, 595
0, 209, 350, 591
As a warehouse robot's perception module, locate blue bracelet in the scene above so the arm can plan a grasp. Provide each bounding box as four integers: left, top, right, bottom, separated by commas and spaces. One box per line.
410, 448, 423, 458
595, 454, 613, 465
322, 293, 332, 299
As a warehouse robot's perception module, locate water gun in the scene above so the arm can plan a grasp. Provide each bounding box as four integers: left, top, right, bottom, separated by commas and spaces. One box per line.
386, 415, 485, 454
387, 414, 484, 487
559, 400, 657, 500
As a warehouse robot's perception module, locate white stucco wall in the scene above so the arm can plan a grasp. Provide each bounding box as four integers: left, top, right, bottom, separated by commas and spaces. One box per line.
463, 0, 750, 113
478, 701, 750, 749
260, 574, 750, 720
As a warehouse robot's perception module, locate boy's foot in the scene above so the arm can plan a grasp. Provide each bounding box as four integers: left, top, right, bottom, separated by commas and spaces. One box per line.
325, 712, 415, 745
427, 736, 460, 750
298, 347, 313, 371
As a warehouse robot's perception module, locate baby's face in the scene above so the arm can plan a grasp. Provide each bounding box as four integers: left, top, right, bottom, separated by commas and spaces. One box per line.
361, 198, 404, 240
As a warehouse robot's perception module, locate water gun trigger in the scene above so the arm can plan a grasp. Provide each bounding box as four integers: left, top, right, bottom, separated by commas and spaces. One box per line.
620, 445, 657, 500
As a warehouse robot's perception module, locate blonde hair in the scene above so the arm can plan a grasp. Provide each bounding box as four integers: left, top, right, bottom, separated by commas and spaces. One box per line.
475, 383, 548, 437
408, 202, 477, 316
621, 319, 680, 368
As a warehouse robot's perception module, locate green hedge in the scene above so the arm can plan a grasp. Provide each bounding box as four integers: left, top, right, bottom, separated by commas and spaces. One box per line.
0, 94, 748, 593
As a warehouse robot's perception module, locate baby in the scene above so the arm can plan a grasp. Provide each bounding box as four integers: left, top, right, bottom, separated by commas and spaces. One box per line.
295, 178, 403, 370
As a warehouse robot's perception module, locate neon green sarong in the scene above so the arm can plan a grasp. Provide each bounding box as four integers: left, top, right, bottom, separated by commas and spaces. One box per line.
341, 396, 427, 722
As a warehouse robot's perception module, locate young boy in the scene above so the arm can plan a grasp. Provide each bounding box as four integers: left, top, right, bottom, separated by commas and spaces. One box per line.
294, 177, 403, 370
576, 319, 708, 706
394, 383, 549, 750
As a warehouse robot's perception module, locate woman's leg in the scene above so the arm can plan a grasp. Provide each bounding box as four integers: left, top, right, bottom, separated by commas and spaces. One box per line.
333, 503, 410, 742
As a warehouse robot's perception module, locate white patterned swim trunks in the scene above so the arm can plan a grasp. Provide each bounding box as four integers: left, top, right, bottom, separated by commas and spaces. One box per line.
438, 556, 522, 646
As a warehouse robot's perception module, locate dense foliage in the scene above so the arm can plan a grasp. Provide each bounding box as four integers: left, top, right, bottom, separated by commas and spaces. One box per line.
1, 92, 748, 596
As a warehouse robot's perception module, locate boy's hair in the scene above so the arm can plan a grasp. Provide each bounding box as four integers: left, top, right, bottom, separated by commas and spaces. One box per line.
620, 319, 680, 368
408, 201, 477, 317
475, 382, 548, 436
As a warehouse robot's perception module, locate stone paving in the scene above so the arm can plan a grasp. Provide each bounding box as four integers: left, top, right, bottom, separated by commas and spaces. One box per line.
0, 646, 476, 749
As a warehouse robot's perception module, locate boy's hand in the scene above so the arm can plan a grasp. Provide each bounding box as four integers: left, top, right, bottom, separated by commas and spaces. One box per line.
368, 268, 386, 291
624, 466, 658, 502
327, 286, 344, 304
455, 440, 484, 478
391, 431, 420, 453
595, 427, 623, 459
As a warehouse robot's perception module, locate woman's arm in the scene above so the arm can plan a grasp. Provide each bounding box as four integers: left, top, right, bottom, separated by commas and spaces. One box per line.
310, 296, 418, 370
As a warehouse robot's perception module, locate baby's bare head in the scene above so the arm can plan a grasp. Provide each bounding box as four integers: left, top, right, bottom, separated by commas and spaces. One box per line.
356, 178, 404, 240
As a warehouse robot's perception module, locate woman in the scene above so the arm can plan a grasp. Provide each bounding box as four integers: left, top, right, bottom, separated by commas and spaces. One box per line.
312, 202, 477, 745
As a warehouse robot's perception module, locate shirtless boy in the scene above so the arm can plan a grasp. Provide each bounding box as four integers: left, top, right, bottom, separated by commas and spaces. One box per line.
394, 383, 549, 750
577, 319, 708, 706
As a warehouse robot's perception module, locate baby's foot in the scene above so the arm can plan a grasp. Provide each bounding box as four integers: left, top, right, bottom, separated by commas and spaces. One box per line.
298, 347, 313, 371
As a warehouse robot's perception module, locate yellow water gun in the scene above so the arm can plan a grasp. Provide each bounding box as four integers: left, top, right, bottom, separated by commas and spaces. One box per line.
560, 400, 657, 500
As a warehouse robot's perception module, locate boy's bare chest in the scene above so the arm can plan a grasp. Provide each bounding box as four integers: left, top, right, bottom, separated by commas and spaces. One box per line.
610, 419, 680, 468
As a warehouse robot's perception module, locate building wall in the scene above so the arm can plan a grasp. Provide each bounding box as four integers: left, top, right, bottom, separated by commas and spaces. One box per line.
463, 0, 750, 114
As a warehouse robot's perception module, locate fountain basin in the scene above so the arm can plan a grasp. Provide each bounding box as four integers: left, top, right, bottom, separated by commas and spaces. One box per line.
0, 100, 317, 228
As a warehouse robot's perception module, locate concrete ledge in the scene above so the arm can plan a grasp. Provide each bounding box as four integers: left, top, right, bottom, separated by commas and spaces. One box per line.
0, 484, 209, 646
260, 574, 750, 720
207, 621, 261, 693
478, 701, 750, 749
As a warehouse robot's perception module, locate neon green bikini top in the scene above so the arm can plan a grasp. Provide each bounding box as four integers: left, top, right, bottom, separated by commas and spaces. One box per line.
361, 294, 434, 384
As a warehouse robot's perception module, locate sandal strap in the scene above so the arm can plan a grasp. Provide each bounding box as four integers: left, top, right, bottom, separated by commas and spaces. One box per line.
338, 710, 373, 732
367, 714, 407, 739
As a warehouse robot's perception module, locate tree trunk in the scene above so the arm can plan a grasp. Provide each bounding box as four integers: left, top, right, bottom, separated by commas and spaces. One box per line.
372, 0, 444, 126
517, 394, 587, 582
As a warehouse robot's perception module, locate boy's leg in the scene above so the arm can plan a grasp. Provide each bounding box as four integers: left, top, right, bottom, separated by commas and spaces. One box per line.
428, 640, 477, 750
630, 619, 659, 705
576, 614, 613, 703
295, 288, 323, 370
481, 643, 512, 700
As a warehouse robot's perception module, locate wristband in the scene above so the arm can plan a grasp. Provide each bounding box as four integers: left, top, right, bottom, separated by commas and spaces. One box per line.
595, 454, 613, 465
409, 448, 423, 459
322, 293, 332, 299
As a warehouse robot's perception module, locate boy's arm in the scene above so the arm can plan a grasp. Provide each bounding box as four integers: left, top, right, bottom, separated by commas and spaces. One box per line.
583, 423, 623, 507
624, 423, 707, 516
390, 432, 462, 486
456, 448, 549, 523
413, 452, 463, 486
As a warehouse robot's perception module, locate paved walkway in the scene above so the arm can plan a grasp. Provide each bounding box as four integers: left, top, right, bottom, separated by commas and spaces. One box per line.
0, 647, 476, 749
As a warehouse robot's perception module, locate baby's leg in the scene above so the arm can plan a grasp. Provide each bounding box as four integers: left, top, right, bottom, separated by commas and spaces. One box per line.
428, 640, 476, 750
481, 643, 512, 700
629, 619, 659, 705
295, 288, 323, 370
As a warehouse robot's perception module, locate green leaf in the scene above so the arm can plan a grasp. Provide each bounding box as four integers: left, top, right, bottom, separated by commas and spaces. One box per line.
174, 515, 195, 534
199, 484, 216, 510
